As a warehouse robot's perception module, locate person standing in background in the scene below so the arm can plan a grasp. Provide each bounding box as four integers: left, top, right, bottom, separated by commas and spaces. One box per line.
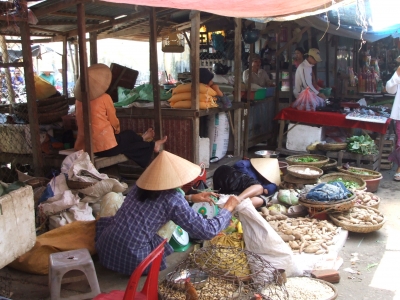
386, 63, 400, 181
39, 64, 56, 86
12, 68, 24, 87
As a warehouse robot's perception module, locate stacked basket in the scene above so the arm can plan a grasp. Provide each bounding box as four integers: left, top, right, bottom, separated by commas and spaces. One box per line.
13, 96, 69, 124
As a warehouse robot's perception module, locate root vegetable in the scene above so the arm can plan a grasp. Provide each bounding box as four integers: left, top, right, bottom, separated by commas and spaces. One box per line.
304, 245, 320, 253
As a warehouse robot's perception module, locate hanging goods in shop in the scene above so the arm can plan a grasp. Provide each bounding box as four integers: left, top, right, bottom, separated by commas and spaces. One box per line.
162, 31, 185, 53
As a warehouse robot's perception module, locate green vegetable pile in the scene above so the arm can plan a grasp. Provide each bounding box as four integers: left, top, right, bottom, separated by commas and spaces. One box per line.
293, 157, 319, 163
328, 178, 360, 189
346, 134, 378, 155
349, 169, 371, 175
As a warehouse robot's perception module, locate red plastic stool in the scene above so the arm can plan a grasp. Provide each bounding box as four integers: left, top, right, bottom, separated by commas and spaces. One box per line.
93, 239, 167, 300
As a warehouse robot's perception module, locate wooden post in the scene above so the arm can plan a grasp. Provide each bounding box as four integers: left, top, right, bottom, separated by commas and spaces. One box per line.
233, 18, 242, 157
77, 3, 93, 160
243, 43, 254, 158
333, 37, 338, 96
274, 28, 281, 115
68, 40, 77, 82
0, 35, 15, 110
19, 0, 43, 176
287, 23, 293, 105
74, 41, 79, 79
62, 36, 68, 96
149, 8, 162, 143
325, 33, 330, 87
89, 31, 98, 65
190, 10, 200, 163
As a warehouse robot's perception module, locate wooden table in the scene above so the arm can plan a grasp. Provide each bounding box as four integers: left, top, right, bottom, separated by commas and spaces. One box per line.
274, 107, 392, 171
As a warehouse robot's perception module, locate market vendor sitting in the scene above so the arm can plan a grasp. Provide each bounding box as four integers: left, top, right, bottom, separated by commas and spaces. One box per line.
242, 53, 271, 88
95, 150, 241, 275
74, 63, 167, 168
199, 68, 231, 109
213, 158, 281, 208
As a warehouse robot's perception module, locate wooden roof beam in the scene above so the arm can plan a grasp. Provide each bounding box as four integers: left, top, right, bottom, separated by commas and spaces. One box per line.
30, 26, 66, 35
31, 0, 89, 18
49, 11, 112, 21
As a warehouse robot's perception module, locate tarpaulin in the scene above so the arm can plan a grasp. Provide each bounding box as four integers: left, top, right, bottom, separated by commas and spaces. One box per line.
274, 107, 390, 134
104, 0, 354, 19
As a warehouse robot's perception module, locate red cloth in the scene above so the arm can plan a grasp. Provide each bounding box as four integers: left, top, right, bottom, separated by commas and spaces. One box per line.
274, 107, 390, 135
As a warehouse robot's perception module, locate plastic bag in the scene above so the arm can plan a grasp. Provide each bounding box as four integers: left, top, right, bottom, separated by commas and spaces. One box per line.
115, 86, 140, 107
292, 87, 318, 111
217, 195, 303, 278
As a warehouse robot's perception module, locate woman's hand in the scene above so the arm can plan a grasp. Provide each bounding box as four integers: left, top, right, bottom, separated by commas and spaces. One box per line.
191, 192, 219, 206
223, 195, 241, 212
397, 66, 400, 77
210, 84, 223, 97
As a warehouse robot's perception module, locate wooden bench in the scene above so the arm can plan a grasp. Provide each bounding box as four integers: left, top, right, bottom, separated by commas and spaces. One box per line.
59, 149, 128, 170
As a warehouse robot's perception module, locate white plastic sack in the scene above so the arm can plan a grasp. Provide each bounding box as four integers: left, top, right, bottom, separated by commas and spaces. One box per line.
63, 202, 95, 222
61, 149, 83, 174
67, 151, 109, 182
217, 195, 303, 278
39, 190, 80, 215
99, 192, 124, 217
208, 112, 229, 162
79, 178, 128, 203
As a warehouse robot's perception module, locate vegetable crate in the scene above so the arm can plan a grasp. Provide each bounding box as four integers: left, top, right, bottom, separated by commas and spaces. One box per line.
326, 150, 380, 171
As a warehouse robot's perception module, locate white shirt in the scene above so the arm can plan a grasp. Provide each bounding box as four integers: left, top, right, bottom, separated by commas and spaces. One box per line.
293, 59, 319, 98
242, 68, 270, 87
386, 70, 400, 120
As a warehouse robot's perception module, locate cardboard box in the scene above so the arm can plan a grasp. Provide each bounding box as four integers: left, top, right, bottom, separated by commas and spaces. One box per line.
286, 123, 325, 151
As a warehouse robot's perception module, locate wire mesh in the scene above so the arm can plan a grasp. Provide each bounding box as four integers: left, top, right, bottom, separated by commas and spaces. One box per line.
159, 245, 289, 300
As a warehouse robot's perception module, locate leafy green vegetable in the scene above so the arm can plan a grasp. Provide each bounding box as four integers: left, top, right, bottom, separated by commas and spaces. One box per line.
328, 178, 360, 189
349, 169, 371, 175
346, 134, 378, 155
293, 157, 319, 163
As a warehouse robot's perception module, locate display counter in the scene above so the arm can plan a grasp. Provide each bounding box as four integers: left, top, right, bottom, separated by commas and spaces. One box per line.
274, 107, 391, 171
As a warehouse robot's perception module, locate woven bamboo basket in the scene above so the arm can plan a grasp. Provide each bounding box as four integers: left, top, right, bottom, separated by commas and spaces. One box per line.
328, 205, 386, 233
16, 107, 69, 124
299, 194, 356, 213
283, 173, 319, 184
337, 166, 381, 180
320, 173, 366, 190
309, 278, 338, 300
321, 159, 337, 172
37, 100, 68, 113
66, 179, 97, 190
317, 142, 347, 151
285, 154, 329, 168
287, 165, 323, 179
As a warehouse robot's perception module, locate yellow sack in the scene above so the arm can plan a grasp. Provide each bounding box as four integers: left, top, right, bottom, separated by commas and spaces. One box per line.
194, 233, 250, 278
172, 83, 217, 96
169, 93, 216, 104
171, 100, 218, 109
8, 220, 97, 275
34, 75, 57, 100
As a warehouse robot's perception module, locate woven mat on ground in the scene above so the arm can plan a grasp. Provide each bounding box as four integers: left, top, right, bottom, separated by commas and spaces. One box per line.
8, 220, 97, 275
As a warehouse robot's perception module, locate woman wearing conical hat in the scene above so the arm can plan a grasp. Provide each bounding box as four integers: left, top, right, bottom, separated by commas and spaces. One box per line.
74, 64, 167, 168
95, 151, 241, 275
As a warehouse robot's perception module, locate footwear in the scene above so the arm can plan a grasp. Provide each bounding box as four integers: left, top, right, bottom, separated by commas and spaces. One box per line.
394, 173, 400, 181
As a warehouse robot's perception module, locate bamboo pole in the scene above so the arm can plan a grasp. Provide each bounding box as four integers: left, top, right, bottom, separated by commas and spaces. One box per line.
19, 0, 43, 176
233, 18, 242, 157
76, 2, 93, 161
149, 7, 163, 143
243, 42, 254, 158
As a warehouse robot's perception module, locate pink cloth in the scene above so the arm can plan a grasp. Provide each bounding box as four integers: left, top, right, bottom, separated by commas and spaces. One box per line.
104, 0, 342, 18
388, 120, 400, 166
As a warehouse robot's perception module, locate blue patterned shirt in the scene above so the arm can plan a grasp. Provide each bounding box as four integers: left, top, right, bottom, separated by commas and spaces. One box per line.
95, 185, 232, 275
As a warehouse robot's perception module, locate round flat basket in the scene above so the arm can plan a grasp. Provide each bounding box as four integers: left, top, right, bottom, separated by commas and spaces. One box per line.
37, 95, 66, 107
328, 205, 386, 233
284, 277, 338, 300
320, 172, 366, 190
317, 142, 347, 151
285, 154, 329, 168
287, 165, 323, 179
321, 159, 337, 172
66, 179, 97, 190
299, 194, 356, 213
283, 173, 319, 185
37, 100, 68, 113
337, 166, 381, 180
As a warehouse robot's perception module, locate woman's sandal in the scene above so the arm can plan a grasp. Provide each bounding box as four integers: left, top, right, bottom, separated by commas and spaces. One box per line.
394, 173, 400, 181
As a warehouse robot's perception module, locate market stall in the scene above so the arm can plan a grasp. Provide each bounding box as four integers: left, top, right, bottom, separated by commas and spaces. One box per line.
274, 107, 391, 171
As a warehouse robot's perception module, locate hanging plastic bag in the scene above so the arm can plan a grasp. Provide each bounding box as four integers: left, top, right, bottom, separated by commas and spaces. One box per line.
292, 87, 318, 111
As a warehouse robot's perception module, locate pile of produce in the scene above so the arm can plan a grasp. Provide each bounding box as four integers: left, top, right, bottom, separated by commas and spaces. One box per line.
295, 167, 320, 176
293, 157, 319, 163
353, 190, 380, 208
328, 177, 359, 189
266, 217, 338, 254
330, 206, 384, 226
346, 134, 378, 155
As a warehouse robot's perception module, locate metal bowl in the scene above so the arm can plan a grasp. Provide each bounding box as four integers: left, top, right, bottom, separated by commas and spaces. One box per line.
255, 150, 280, 158
166, 269, 209, 291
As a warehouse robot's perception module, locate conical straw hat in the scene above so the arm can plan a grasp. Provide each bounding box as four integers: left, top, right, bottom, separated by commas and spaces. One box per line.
136, 151, 201, 191
74, 63, 112, 101
250, 158, 281, 186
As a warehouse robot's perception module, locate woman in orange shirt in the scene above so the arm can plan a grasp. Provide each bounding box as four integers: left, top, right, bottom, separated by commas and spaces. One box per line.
74, 64, 167, 168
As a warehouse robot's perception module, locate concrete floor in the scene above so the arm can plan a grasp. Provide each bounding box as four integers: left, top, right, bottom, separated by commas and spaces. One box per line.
1, 160, 399, 300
